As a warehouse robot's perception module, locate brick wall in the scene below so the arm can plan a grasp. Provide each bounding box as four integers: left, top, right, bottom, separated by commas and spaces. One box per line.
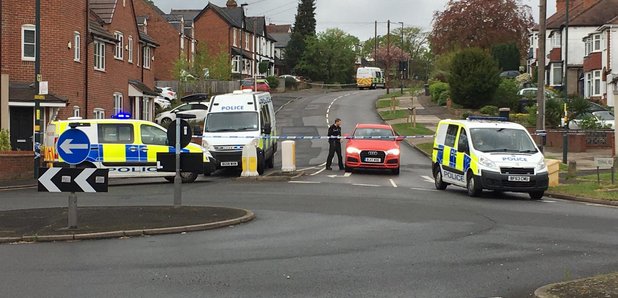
583, 52, 602, 72
0, 151, 34, 182
194, 9, 231, 57
134, 0, 180, 81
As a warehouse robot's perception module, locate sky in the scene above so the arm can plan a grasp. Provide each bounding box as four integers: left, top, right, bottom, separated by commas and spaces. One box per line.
153, 0, 557, 40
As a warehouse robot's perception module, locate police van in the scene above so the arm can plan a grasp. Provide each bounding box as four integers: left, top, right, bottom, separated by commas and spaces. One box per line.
202, 90, 277, 175
431, 117, 549, 200
43, 118, 215, 183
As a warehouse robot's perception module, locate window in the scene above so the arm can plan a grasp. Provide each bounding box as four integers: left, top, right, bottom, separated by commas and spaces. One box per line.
22, 25, 36, 61
113, 93, 123, 115
587, 73, 593, 97
232, 56, 241, 73
94, 41, 105, 71
143, 46, 151, 69
245, 32, 249, 50
445, 125, 459, 147
594, 70, 601, 96
114, 32, 124, 60
73, 106, 80, 118
74, 32, 81, 62
127, 36, 133, 63
181, 35, 185, 50
584, 37, 592, 56
233, 29, 237, 47
552, 63, 563, 86
551, 32, 561, 48
593, 34, 601, 51
98, 124, 134, 144
140, 125, 167, 146
94, 108, 105, 119
142, 98, 151, 121
457, 129, 469, 153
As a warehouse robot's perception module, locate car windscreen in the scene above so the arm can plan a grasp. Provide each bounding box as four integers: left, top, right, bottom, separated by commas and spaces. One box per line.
470, 128, 537, 153
241, 80, 254, 86
594, 110, 614, 121
205, 112, 259, 132
353, 128, 394, 138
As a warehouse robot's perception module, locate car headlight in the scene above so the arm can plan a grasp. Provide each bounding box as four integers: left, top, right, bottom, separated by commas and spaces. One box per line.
346, 147, 361, 154
202, 139, 215, 151
386, 148, 400, 155
478, 156, 498, 170
536, 158, 548, 172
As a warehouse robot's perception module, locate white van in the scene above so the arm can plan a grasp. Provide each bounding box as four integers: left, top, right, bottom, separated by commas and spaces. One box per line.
431, 117, 549, 200
202, 90, 277, 175
356, 67, 385, 90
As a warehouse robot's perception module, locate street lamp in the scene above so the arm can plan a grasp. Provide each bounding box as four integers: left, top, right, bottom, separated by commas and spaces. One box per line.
240, 3, 248, 79
398, 22, 404, 94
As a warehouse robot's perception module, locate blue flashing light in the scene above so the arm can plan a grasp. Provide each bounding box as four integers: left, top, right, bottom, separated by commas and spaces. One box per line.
112, 112, 132, 119
466, 116, 508, 122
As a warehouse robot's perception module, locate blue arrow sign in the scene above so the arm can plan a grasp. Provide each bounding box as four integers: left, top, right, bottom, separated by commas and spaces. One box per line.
56, 129, 91, 165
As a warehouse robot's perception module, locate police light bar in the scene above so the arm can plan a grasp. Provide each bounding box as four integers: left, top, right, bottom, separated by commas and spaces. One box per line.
112, 112, 132, 119
466, 116, 508, 121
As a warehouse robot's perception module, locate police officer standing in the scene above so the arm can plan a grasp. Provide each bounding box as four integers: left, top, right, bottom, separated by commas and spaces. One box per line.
326, 118, 343, 170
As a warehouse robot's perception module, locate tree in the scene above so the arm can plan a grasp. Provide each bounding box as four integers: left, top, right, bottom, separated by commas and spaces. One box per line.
285, 0, 316, 74
297, 29, 358, 84
430, 0, 534, 57
373, 45, 410, 75
491, 43, 521, 71
448, 48, 501, 109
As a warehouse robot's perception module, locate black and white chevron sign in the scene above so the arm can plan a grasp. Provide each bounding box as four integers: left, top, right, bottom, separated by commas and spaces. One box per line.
38, 168, 109, 193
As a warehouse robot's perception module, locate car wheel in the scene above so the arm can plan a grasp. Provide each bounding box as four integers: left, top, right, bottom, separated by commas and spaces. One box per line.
466, 171, 482, 197
160, 117, 172, 127
164, 172, 198, 183
391, 167, 400, 175
433, 165, 448, 190
529, 191, 544, 200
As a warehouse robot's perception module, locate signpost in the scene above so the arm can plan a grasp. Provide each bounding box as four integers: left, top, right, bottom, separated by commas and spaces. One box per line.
168, 115, 195, 208
39, 124, 108, 229
594, 157, 615, 185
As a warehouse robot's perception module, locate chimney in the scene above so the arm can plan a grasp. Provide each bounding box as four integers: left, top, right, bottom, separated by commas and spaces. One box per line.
226, 0, 238, 8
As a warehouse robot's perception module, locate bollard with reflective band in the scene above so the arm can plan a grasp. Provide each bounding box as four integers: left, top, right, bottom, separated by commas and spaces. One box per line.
281, 140, 296, 172
241, 139, 259, 177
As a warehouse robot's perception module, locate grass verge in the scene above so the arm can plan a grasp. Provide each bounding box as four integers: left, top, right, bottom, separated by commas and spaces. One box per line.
378, 110, 409, 120
550, 172, 618, 201
376, 99, 398, 109
392, 123, 435, 136
415, 142, 434, 156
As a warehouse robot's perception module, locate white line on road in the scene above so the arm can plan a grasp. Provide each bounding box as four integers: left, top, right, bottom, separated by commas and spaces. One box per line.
289, 181, 321, 184
353, 183, 380, 187
311, 167, 327, 176
344, 172, 352, 177
389, 179, 398, 188
410, 187, 436, 192
421, 175, 434, 183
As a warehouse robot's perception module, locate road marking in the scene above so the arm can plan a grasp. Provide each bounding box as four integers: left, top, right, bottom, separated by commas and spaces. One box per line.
298, 163, 327, 171
353, 183, 380, 187
326, 94, 352, 125
389, 179, 398, 188
311, 167, 327, 176
421, 175, 434, 183
585, 203, 618, 208
289, 181, 321, 184
410, 187, 436, 192
344, 172, 352, 177
542, 200, 557, 203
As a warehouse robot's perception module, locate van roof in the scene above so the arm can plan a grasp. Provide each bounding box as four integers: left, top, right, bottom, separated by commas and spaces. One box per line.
439, 119, 527, 130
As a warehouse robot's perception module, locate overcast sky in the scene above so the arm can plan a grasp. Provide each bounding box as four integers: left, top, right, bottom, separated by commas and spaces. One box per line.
153, 0, 557, 40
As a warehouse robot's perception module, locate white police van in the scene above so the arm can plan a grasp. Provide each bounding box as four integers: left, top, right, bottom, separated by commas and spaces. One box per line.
202, 90, 277, 175
432, 117, 549, 200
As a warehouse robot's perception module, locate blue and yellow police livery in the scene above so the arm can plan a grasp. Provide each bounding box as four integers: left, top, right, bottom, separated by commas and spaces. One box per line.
432, 118, 549, 200
43, 118, 215, 183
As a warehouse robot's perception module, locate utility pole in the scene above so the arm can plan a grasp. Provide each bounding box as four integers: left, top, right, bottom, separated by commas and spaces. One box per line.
374, 21, 378, 67
399, 22, 404, 95
562, 0, 570, 164
34, 0, 42, 178
240, 3, 248, 79
536, 0, 547, 134
386, 20, 390, 95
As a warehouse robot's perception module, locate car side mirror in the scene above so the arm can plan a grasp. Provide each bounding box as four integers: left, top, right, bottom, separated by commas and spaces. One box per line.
262, 123, 272, 135
395, 136, 405, 142
343, 133, 351, 139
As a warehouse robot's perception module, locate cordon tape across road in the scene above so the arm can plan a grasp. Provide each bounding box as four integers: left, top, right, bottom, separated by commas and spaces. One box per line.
200, 135, 435, 140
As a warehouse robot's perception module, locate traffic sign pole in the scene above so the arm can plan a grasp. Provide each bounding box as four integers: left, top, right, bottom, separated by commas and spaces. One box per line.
68, 164, 78, 229
174, 117, 182, 208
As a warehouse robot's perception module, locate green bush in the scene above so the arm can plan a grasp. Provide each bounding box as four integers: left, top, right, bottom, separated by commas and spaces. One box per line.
285, 76, 299, 90
448, 48, 501, 109
266, 76, 279, 89
429, 81, 449, 102
479, 105, 499, 116
438, 90, 450, 106
0, 129, 10, 151
525, 98, 564, 128
492, 78, 521, 111
510, 113, 529, 126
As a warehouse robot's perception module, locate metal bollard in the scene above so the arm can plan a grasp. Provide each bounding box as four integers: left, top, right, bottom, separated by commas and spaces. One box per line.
281, 140, 296, 172
241, 139, 259, 177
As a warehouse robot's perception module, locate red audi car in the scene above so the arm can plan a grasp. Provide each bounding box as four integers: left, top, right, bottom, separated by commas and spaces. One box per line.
345, 124, 404, 175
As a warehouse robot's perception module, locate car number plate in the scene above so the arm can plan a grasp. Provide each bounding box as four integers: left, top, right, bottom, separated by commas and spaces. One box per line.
364, 157, 382, 163
508, 176, 530, 182
221, 161, 239, 167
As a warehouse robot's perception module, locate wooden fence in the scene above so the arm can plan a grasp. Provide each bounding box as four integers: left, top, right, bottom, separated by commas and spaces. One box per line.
155, 80, 240, 97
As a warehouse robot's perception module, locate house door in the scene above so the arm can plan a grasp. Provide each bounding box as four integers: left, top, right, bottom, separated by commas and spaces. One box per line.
9, 107, 33, 151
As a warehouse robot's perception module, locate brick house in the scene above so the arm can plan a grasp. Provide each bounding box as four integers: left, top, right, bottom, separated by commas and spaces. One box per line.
582, 15, 618, 106
0, 0, 159, 151
528, 0, 618, 105
192, 0, 275, 78
267, 24, 292, 76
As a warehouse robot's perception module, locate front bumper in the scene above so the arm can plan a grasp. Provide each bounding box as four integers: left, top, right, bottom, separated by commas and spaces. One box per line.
480, 170, 549, 192
345, 154, 399, 169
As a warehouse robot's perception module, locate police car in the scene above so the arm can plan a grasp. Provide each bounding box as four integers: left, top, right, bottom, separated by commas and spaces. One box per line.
432, 117, 549, 200
43, 116, 215, 183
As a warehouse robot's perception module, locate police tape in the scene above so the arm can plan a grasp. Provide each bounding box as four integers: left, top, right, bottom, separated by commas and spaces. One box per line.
197, 135, 435, 140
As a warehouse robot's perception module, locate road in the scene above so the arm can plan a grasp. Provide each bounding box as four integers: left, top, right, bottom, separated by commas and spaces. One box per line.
0, 89, 617, 298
